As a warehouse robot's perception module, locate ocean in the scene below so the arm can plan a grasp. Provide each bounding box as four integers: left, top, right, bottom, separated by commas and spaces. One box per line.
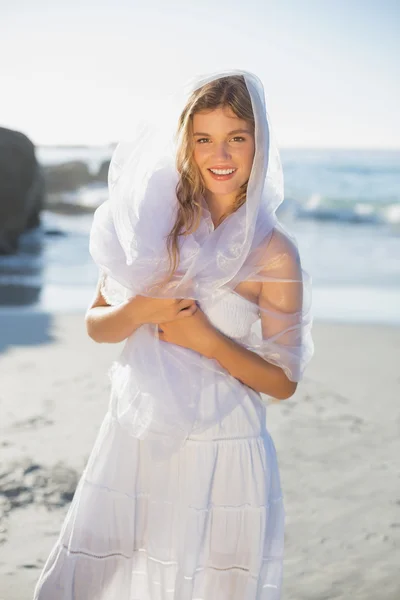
0, 147, 399, 325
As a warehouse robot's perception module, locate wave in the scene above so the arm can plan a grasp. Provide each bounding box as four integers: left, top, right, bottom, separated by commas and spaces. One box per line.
288, 194, 400, 225
322, 165, 400, 176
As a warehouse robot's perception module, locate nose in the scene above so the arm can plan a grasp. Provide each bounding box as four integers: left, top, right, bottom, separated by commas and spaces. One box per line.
213, 142, 232, 161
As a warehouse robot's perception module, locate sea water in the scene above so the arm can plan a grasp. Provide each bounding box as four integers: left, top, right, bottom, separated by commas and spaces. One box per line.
0, 147, 399, 325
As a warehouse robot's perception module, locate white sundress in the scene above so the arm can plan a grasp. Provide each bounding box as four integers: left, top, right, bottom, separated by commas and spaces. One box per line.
33, 291, 285, 600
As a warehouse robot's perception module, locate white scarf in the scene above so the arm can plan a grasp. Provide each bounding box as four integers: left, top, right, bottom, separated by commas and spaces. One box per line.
89, 69, 314, 460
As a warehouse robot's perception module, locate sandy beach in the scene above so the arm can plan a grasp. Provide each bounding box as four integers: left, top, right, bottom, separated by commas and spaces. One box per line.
0, 311, 399, 600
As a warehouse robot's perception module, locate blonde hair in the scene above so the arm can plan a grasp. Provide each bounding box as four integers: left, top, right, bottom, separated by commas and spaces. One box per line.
166, 75, 255, 278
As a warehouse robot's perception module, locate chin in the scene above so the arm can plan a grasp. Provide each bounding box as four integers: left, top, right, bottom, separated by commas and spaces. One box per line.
208, 183, 239, 195
204, 176, 244, 197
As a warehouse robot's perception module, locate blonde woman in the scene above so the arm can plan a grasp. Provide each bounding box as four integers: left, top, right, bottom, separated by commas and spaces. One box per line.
34, 70, 313, 600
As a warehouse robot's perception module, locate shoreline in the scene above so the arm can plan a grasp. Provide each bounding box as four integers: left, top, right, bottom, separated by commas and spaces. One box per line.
0, 313, 399, 599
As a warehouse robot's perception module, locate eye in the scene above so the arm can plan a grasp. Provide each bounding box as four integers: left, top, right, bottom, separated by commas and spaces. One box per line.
195, 136, 246, 144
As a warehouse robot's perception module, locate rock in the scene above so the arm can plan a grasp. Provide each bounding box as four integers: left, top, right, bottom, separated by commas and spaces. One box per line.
44, 228, 66, 237
43, 161, 92, 192
97, 159, 111, 183
43, 158, 110, 194
44, 195, 100, 215
0, 127, 45, 254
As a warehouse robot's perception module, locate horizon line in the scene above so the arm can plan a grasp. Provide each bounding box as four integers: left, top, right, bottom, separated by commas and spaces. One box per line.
36, 142, 400, 152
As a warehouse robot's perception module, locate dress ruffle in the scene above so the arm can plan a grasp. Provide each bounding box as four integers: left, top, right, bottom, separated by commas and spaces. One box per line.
34, 400, 284, 600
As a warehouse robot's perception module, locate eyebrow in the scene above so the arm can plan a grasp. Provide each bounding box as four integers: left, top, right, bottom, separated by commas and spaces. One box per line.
193, 128, 252, 136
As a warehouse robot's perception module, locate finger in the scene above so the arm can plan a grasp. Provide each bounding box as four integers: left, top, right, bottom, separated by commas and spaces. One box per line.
177, 298, 196, 311
176, 303, 197, 318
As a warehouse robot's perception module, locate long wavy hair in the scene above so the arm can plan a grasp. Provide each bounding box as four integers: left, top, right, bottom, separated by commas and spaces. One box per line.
166, 75, 255, 278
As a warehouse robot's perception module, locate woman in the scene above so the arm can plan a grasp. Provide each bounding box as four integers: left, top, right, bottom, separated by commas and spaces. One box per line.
34, 70, 313, 600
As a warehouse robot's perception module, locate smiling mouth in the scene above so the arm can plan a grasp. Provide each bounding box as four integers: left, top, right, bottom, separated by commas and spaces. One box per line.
207, 167, 237, 180
208, 167, 237, 175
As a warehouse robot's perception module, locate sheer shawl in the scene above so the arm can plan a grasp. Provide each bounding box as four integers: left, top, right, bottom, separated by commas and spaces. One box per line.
89, 69, 314, 460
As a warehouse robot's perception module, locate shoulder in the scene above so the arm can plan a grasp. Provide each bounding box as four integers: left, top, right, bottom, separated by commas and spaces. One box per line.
262, 225, 301, 277
259, 226, 303, 312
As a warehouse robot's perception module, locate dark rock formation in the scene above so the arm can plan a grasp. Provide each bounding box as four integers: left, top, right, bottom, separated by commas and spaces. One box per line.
0, 127, 45, 254
42, 158, 110, 195
43, 161, 92, 192
97, 159, 111, 183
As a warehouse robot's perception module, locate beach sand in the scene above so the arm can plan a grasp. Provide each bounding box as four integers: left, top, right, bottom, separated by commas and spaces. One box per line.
0, 312, 399, 600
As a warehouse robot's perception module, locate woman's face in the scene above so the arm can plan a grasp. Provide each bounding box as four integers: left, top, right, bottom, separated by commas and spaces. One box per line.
192, 106, 255, 202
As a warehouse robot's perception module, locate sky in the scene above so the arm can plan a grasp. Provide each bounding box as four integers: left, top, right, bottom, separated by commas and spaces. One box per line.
1, 0, 399, 148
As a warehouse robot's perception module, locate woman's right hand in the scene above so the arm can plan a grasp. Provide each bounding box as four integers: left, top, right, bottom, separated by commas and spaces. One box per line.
86, 275, 198, 344
127, 295, 198, 326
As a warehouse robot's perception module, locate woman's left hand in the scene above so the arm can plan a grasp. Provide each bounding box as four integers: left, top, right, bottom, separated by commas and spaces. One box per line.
157, 307, 220, 358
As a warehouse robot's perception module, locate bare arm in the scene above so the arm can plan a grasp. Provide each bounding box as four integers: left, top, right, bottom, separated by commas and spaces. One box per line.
85, 278, 142, 343
153, 229, 305, 400
158, 309, 296, 399
209, 230, 302, 400
85, 277, 197, 344
209, 333, 296, 400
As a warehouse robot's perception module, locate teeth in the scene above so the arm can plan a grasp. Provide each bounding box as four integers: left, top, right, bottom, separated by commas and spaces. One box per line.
210, 168, 236, 175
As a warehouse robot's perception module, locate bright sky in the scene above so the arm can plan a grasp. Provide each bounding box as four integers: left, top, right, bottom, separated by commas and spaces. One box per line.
1, 0, 399, 148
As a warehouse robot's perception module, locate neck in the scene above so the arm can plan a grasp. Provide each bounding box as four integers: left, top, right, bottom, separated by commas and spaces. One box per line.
204, 191, 237, 226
